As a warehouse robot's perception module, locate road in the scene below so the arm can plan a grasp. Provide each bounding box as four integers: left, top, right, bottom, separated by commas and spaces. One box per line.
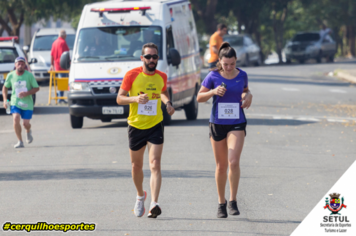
1, 59, 355, 235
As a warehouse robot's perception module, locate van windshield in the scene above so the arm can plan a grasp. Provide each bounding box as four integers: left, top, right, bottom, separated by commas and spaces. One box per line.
33, 35, 76, 51
74, 26, 162, 62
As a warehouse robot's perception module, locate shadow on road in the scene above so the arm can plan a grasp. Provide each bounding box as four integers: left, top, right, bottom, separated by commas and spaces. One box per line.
248, 118, 316, 126
248, 75, 351, 87
33, 106, 69, 115
0, 168, 259, 181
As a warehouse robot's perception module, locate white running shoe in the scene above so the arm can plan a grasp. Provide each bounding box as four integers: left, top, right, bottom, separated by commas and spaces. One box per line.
14, 141, 24, 148
26, 130, 33, 144
134, 191, 147, 217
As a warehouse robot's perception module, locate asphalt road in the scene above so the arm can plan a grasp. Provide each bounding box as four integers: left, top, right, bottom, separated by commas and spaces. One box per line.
1, 59, 356, 236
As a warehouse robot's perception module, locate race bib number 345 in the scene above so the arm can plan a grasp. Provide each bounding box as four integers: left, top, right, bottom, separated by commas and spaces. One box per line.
138, 100, 158, 116
218, 103, 240, 119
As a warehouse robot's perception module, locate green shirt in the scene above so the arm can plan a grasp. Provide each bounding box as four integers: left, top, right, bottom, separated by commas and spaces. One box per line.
4, 70, 39, 111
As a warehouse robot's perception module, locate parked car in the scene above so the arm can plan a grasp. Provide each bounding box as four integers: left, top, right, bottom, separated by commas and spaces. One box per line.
62, 0, 202, 129
203, 34, 261, 67
23, 28, 75, 81
284, 32, 336, 64
0, 36, 37, 105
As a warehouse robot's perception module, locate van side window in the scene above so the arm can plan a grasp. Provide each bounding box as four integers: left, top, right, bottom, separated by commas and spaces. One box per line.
166, 26, 175, 58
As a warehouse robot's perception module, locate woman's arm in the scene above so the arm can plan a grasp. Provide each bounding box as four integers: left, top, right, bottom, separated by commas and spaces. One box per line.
197, 85, 226, 103
241, 87, 252, 109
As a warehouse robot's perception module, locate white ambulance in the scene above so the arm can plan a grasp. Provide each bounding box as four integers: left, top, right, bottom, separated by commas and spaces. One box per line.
64, 0, 202, 128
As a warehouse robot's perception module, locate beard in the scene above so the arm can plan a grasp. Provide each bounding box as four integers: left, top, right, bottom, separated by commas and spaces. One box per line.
144, 61, 157, 72
17, 68, 25, 73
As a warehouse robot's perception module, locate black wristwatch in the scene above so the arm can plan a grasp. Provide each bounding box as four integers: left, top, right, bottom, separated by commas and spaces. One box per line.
166, 101, 172, 106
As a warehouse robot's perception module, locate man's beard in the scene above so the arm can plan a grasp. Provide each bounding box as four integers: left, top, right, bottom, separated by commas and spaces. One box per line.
144, 61, 157, 72
17, 68, 24, 73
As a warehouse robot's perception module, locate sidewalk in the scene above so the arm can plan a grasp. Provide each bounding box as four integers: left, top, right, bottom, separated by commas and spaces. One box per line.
334, 69, 356, 83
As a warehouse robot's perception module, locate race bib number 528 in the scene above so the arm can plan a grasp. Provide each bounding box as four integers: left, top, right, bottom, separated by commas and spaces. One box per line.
138, 100, 157, 116
218, 103, 240, 119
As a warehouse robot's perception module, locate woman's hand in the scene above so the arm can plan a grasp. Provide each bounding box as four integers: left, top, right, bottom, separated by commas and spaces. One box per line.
213, 86, 226, 97
241, 91, 252, 109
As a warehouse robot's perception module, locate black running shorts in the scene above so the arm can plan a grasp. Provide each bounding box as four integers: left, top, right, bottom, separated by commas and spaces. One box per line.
209, 122, 246, 141
128, 122, 164, 151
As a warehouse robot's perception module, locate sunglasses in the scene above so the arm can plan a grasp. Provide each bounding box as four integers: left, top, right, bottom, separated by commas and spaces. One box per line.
143, 54, 159, 60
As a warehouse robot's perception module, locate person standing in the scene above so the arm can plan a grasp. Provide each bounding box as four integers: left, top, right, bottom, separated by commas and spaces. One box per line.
50, 29, 69, 104
116, 43, 175, 218
2, 57, 40, 148
208, 24, 228, 69
197, 42, 253, 218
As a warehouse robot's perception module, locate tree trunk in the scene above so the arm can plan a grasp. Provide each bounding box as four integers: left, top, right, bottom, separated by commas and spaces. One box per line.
348, 25, 355, 56
190, 0, 218, 34
272, 3, 288, 64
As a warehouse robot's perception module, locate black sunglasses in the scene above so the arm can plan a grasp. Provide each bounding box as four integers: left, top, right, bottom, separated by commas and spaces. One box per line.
143, 54, 159, 60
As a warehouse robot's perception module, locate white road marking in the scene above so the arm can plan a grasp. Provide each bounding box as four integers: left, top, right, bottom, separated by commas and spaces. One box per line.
0, 130, 13, 134
330, 89, 347, 93
246, 113, 356, 123
282, 88, 300, 91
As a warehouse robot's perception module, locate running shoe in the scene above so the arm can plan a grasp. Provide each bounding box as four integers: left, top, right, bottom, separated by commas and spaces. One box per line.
148, 202, 161, 218
217, 200, 228, 218
14, 141, 24, 148
134, 191, 147, 217
228, 200, 240, 215
26, 130, 33, 144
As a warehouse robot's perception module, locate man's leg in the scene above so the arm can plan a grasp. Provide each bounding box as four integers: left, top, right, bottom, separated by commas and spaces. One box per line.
23, 119, 33, 144
130, 145, 146, 197
147, 142, 163, 203
13, 113, 22, 142
57, 73, 67, 103
147, 142, 163, 218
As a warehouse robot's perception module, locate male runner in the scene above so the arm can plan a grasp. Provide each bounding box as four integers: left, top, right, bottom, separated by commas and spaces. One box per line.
116, 43, 175, 218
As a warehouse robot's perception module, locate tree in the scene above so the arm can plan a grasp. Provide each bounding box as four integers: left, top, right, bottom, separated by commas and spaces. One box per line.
0, 0, 99, 39
190, 0, 218, 34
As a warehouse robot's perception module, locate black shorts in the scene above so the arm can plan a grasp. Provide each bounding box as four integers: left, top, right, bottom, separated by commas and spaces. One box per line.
209, 122, 246, 141
128, 122, 164, 151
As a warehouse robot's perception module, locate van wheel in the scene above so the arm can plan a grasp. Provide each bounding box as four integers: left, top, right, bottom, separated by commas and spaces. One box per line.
70, 115, 83, 129
161, 102, 171, 125
184, 93, 198, 120
101, 118, 112, 123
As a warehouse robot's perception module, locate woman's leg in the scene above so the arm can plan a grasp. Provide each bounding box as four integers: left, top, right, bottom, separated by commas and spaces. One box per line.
210, 137, 228, 204
226, 131, 245, 201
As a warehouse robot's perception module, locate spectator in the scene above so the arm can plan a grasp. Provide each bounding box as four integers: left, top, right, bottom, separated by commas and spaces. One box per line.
208, 24, 227, 69
50, 29, 69, 104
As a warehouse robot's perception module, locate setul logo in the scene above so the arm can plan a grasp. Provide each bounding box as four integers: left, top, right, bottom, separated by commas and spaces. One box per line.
324, 193, 347, 215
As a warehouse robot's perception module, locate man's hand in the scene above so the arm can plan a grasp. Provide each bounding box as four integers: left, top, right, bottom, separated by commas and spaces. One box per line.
136, 93, 149, 104
166, 103, 175, 116
49, 65, 54, 71
18, 91, 28, 99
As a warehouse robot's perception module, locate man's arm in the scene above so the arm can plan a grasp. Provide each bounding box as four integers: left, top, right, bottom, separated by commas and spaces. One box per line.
116, 88, 148, 105
212, 45, 218, 54
50, 55, 54, 71
161, 90, 174, 116
2, 86, 8, 108
18, 87, 40, 99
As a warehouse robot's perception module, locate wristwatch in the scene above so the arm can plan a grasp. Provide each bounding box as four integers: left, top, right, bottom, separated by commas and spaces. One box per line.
166, 101, 172, 106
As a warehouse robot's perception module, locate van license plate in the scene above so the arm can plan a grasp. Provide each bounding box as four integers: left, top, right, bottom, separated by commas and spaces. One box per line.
102, 107, 124, 115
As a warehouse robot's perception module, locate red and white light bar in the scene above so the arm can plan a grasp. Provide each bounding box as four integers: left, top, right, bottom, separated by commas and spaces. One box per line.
91, 6, 151, 13
0, 36, 18, 41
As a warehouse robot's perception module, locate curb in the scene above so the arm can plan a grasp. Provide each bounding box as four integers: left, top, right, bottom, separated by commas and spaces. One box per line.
334, 70, 356, 84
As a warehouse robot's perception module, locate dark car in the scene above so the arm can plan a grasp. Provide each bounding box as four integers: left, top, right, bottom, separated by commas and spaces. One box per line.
284, 32, 336, 63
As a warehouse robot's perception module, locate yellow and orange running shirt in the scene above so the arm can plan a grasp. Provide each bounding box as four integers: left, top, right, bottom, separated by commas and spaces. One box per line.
121, 67, 167, 130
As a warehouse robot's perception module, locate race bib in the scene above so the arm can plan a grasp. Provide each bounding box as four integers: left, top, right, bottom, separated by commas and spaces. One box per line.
138, 100, 157, 116
218, 103, 240, 119
15, 81, 28, 98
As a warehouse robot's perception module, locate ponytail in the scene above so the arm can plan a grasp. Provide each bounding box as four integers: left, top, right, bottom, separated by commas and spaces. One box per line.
211, 42, 237, 71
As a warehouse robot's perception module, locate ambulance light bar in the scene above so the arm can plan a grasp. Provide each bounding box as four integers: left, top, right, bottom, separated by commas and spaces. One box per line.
0, 36, 18, 41
91, 7, 151, 16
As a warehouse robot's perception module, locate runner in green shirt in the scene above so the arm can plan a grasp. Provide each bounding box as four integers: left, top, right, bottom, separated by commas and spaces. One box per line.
2, 57, 40, 148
